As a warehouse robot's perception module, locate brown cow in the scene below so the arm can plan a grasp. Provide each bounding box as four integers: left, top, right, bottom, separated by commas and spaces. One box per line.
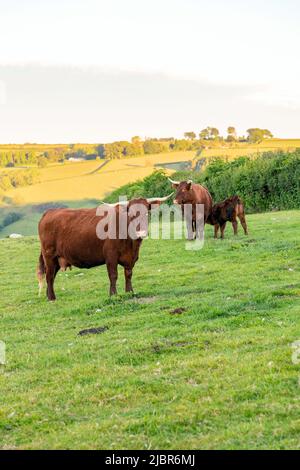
37, 195, 172, 301
169, 178, 213, 239
207, 195, 248, 239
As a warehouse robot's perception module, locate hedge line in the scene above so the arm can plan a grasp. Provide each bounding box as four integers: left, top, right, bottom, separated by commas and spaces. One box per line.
105, 150, 300, 213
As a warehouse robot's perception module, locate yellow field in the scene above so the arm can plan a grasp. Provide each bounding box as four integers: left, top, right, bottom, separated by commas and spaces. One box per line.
3, 151, 195, 204
255, 138, 300, 149
201, 139, 300, 160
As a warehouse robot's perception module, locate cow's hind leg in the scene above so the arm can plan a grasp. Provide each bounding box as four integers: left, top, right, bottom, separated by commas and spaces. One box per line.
124, 266, 133, 293
45, 257, 60, 301
214, 224, 219, 239
106, 260, 118, 296
37, 252, 46, 296
238, 213, 248, 235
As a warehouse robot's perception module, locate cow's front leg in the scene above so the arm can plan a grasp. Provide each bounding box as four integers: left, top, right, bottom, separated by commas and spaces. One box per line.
186, 219, 194, 241
238, 213, 248, 235
106, 261, 118, 296
124, 267, 133, 293
192, 220, 198, 239
232, 219, 238, 235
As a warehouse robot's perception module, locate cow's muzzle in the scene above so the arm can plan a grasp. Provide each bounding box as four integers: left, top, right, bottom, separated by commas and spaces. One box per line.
136, 230, 148, 239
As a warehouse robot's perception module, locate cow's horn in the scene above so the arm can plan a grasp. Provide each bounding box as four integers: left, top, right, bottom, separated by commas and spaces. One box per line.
146, 193, 174, 204
100, 200, 129, 207
187, 179, 193, 184
168, 177, 180, 185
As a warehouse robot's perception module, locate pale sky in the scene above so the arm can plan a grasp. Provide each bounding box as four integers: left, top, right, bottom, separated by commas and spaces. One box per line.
0, 0, 299, 142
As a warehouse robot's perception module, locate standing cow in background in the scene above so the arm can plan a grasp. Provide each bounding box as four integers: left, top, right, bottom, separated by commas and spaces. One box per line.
169, 178, 213, 240
207, 195, 248, 239
37, 194, 172, 300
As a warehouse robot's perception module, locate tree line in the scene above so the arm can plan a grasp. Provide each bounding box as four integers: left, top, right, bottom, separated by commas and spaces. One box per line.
0, 169, 39, 200
0, 127, 274, 167
184, 127, 273, 143
0, 149, 65, 168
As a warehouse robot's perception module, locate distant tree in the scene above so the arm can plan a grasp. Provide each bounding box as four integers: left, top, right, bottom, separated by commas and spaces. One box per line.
199, 128, 210, 140
199, 127, 220, 140
123, 142, 143, 157
210, 128, 220, 140
0, 153, 9, 167
143, 140, 165, 154
129, 136, 144, 156
0, 175, 12, 190
227, 126, 237, 141
96, 144, 106, 158
104, 142, 128, 159
26, 152, 37, 164
247, 128, 273, 144
184, 132, 196, 140
172, 139, 191, 151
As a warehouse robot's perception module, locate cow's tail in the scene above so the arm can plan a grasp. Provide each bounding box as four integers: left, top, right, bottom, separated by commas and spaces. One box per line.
37, 252, 45, 296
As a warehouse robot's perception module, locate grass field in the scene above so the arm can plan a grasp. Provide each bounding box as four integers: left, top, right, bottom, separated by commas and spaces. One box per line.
0, 210, 300, 449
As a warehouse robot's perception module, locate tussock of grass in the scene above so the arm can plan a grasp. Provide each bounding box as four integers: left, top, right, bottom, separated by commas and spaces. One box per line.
0, 210, 299, 449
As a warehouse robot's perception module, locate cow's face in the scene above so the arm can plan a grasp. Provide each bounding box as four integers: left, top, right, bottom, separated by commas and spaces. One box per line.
172, 181, 193, 205
127, 196, 172, 240
127, 199, 150, 239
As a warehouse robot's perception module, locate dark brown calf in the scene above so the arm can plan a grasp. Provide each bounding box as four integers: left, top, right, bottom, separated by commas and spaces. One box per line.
207, 195, 248, 239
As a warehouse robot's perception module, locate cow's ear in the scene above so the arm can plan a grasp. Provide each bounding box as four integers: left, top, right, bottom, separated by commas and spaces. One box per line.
186, 182, 192, 191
